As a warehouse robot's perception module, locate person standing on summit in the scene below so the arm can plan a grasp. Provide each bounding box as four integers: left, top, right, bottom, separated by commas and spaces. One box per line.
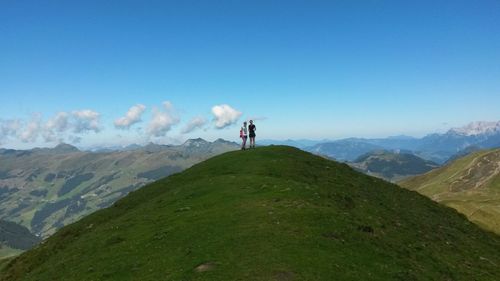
249, 120, 256, 148
240, 121, 248, 150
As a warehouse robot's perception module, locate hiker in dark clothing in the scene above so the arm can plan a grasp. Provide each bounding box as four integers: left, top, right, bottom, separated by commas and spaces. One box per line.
249, 120, 256, 148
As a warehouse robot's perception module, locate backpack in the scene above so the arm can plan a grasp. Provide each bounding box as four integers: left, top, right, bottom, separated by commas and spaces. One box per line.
239, 129, 243, 138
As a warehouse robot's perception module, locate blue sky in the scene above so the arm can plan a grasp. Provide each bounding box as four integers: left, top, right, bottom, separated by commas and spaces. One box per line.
1, 0, 500, 149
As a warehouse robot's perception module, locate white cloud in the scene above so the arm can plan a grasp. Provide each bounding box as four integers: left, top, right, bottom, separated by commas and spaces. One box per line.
42, 129, 56, 142
0, 119, 22, 138
163, 101, 174, 111
19, 114, 42, 143
43, 112, 70, 142
181, 117, 207, 134
212, 104, 242, 129
114, 104, 146, 130
68, 135, 82, 144
147, 101, 180, 137
72, 110, 101, 133
0, 119, 22, 144
47, 112, 70, 132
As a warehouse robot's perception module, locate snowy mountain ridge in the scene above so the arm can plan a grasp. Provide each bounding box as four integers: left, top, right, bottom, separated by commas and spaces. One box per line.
449, 121, 500, 136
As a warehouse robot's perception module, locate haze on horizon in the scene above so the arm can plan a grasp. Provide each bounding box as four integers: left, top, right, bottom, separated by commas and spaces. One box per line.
1, 1, 499, 149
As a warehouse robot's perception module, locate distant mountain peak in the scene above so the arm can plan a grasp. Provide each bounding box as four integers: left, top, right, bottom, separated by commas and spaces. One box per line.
123, 144, 142, 150
213, 138, 234, 144
142, 142, 170, 152
182, 138, 209, 147
386, 135, 416, 140
449, 121, 500, 136
53, 143, 79, 153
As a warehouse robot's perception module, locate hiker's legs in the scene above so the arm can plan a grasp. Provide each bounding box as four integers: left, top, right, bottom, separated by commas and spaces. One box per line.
250, 137, 255, 148
241, 137, 247, 150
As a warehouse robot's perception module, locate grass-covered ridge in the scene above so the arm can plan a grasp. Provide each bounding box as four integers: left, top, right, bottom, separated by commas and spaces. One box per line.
2, 146, 500, 281
400, 148, 500, 235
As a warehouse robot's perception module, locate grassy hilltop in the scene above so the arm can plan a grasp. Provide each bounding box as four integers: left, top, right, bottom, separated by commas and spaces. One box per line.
2, 146, 500, 281
400, 148, 500, 235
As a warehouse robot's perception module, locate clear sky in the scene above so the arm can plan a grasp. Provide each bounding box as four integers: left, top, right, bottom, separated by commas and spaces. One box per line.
1, 0, 499, 149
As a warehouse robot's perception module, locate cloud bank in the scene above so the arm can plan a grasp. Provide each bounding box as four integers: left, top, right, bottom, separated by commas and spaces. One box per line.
0, 110, 102, 145
0, 102, 246, 147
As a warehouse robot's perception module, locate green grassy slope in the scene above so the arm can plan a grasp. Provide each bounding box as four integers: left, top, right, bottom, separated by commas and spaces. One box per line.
400, 148, 500, 235
0, 247, 22, 261
2, 146, 500, 281
0, 258, 13, 273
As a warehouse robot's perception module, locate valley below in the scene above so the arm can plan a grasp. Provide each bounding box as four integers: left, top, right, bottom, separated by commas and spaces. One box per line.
0, 139, 238, 246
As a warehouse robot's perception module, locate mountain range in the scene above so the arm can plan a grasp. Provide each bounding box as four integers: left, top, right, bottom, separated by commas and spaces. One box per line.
263, 121, 500, 163
0, 138, 238, 243
2, 146, 499, 280
258, 139, 327, 149
400, 148, 500, 235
